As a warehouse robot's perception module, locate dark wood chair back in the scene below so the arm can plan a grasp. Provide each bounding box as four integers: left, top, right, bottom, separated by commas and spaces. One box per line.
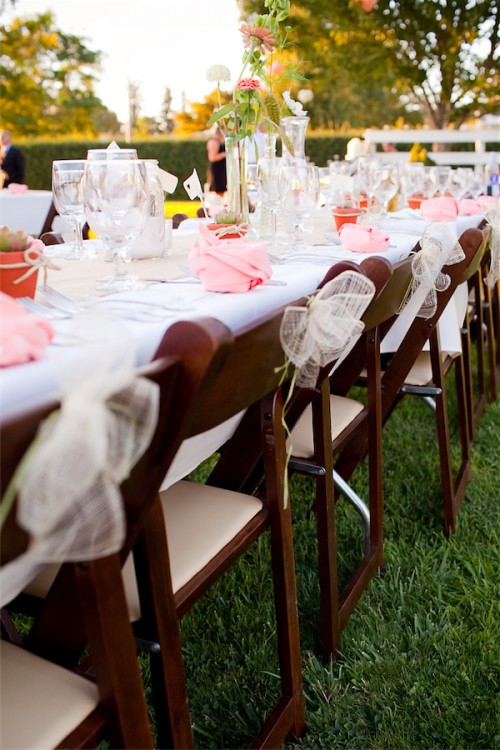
1, 317, 233, 748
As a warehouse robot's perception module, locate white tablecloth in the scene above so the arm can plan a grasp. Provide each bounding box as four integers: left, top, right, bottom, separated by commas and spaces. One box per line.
0, 190, 54, 235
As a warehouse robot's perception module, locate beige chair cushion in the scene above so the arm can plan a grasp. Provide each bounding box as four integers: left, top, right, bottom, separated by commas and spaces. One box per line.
23, 483, 262, 624
404, 351, 449, 387
1, 640, 99, 750
123, 481, 263, 621
287, 395, 364, 459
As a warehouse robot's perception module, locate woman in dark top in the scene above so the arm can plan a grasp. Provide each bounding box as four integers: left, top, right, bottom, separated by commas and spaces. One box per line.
207, 128, 227, 195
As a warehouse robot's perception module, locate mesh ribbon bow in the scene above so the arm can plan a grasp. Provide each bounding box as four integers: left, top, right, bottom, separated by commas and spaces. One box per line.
406, 228, 465, 320
484, 206, 499, 289
0, 371, 159, 607
280, 270, 376, 389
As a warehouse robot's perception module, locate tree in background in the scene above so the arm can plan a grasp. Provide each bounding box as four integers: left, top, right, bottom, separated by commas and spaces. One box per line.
240, 0, 499, 130
0, 12, 120, 136
174, 89, 232, 135
159, 87, 175, 134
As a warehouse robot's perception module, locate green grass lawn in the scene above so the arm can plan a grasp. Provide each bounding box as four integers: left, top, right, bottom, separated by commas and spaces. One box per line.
176, 379, 500, 749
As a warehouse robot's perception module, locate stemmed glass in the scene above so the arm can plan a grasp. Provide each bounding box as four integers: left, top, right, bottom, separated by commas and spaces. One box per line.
356, 156, 380, 210
87, 148, 138, 162
430, 166, 451, 196
256, 155, 281, 247
52, 160, 95, 259
371, 163, 399, 217
280, 164, 319, 252
84, 159, 149, 292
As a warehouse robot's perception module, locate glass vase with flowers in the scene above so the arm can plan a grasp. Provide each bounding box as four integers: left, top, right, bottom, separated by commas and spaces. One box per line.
206, 0, 298, 225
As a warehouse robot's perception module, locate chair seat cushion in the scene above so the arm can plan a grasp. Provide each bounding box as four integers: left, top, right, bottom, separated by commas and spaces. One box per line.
23, 483, 263, 622
404, 351, 450, 387
122, 481, 263, 620
287, 395, 364, 459
1, 640, 99, 750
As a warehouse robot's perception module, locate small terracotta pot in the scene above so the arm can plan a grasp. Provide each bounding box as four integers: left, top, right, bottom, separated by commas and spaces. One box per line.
407, 194, 425, 210
0, 250, 39, 299
207, 224, 248, 240
332, 207, 361, 232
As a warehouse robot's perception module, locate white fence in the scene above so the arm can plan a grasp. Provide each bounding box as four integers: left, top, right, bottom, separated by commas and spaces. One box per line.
363, 128, 500, 166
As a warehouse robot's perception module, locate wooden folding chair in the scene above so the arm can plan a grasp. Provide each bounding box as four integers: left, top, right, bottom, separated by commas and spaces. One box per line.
280, 256, 415, 656
335, 227, 488, 536
125, 306, 307, 749
1, 318, 232, 749
460, 227, 493, 440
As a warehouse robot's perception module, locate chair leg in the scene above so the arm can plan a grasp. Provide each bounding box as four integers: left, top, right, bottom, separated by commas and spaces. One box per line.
258, 392, 305, 745
134, 497, 194, 750
429, 335, 471, 535
483, 278, 498, 402
460, 323, 476, 442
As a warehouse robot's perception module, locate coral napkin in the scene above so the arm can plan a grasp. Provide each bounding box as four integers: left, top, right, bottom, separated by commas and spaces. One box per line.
478, 195, 500, 210
458, 198, 484, 215
7, 183, 28, 194
188, 223, 271, 293
338, 223, 390, 253
0, 292, 54, 366
420, 196, 459, 221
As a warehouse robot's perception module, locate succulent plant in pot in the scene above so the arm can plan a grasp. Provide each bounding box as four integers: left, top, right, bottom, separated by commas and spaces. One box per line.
0, 225, 46, 298
207, 209, 248, 240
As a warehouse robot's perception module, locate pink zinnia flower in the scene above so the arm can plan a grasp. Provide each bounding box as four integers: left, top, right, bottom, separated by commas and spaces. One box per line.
237, 78, 261, 91
240, 24, 276, 55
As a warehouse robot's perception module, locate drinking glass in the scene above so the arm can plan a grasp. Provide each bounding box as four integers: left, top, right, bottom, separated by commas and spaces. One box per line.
371, 163, 399, 216
447, 168, 468, 200
84, 159, 149, 292
356, 156, 380, 209
256, 156, 281, 246
280, 164, 319, 252
87, 148, 138, 161
430, 166, 452, 196
52, 160, 95, 259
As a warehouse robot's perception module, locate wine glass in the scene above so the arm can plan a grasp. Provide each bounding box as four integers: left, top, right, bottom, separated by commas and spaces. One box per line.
280, 164, 319, 252
256, 155, 282, 247
87, 148, 138, 161
84, 159, 149, 292
356, 156, 380, 210
430, 166, 451, 196
371, 163, 399, 217
52, 160, 96, 259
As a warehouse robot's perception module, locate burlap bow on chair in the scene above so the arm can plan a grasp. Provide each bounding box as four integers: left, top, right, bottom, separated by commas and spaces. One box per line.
280, 270, 376, 389
0, 370, 159, 607
484, 207, 499, 289
404, 226, 465, 320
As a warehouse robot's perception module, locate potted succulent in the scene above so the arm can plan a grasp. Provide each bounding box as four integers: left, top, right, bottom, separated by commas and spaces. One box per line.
0, 226, 45, 298
207, 209, 248, 240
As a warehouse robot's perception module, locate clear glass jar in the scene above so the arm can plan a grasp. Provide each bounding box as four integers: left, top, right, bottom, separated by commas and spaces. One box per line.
130, 159, 166, 259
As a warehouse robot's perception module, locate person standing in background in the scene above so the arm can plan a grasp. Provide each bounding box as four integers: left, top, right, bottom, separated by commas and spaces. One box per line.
0, 130, 25, 187
206, 127, 226, 196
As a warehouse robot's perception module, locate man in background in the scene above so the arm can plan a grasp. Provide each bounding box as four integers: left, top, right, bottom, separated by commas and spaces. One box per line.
0, 130, 25, 187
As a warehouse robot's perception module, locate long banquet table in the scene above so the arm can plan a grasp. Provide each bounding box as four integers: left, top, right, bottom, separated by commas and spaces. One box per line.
0, 189, 54, 235
1, 209, 482, 427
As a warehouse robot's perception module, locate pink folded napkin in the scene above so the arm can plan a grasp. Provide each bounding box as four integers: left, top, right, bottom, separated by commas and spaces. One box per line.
420, 196, 459, 221
338, 223, 390, 253
0, 292, 54, 366
478, 195, 500, 210
188, 223, 271, 293
7, 183, 28, 194
458, 198, 484, 215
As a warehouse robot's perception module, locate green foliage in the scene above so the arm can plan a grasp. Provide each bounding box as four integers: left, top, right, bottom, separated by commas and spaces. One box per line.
240, 0, 500, 130
0, 12, 120, 137
19, 135, 356, 198
181, 385, 500, 749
